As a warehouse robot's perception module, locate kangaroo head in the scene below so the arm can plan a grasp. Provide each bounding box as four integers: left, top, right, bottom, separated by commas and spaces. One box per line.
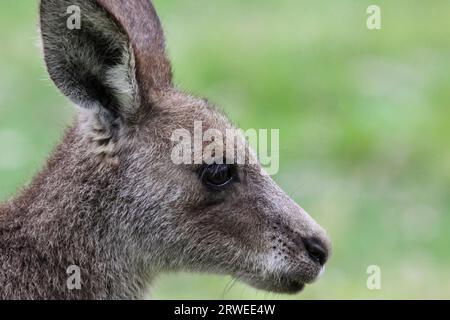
40, 0, 331, 294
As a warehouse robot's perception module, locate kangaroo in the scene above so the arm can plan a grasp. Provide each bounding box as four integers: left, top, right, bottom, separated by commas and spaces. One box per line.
0, 0, 331, 300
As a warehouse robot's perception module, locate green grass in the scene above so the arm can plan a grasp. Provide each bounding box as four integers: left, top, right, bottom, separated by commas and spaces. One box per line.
1, 0, 449, 299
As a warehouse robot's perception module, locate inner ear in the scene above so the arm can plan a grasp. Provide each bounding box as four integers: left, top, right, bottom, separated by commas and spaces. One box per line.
71, 25, 128, 119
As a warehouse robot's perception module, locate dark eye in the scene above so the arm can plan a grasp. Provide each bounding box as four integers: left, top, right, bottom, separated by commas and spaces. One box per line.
200, 164, 234, 190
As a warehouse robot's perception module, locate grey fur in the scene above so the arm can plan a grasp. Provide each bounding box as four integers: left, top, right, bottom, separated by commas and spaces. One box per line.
0, 0, 331, 300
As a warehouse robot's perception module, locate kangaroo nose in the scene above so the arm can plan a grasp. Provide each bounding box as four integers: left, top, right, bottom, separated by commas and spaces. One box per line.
303, 237, 329, 266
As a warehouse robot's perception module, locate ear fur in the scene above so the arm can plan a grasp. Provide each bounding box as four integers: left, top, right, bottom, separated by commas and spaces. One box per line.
97, 0, 173, 98
39, 0, 172, 127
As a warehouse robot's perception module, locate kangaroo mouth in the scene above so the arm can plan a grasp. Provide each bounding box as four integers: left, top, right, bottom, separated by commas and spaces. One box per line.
276, 266, 325, 293
237, 274, 307, 294
278, 279, 306, 294
236, 263, 326, 294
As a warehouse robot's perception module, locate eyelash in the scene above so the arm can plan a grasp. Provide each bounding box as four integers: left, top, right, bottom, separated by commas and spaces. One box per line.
199, 164, 236, 191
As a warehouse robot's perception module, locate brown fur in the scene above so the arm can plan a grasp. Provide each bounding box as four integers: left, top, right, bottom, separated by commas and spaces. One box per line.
0, 0, 331, 300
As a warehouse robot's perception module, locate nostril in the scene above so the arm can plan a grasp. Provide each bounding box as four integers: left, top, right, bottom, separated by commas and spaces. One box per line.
303, 237, 328, 266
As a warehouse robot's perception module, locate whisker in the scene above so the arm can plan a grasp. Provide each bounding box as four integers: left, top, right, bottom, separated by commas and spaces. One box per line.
221, 278, 237, 299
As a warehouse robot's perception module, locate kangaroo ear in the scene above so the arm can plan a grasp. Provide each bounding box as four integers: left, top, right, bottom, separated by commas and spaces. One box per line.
40, 0, 172, 125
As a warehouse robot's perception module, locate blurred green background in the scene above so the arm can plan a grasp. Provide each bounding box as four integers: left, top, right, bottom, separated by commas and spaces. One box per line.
1, 0, 449, 299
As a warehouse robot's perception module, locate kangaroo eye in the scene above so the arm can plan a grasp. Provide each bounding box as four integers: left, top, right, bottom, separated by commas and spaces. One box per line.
200, 164, 234, 190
